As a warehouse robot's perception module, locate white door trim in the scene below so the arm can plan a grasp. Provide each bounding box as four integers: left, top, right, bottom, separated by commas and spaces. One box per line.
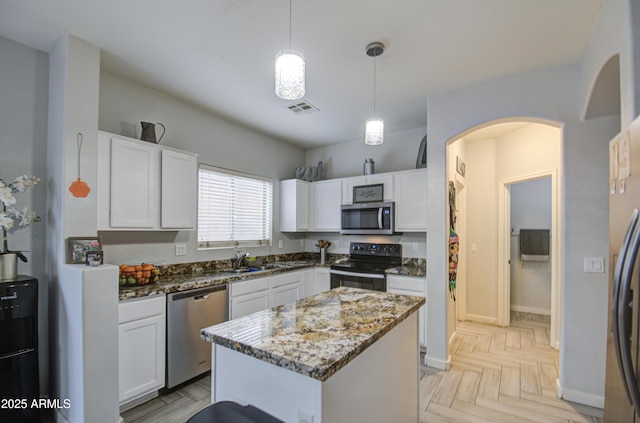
497, 168, 561, 350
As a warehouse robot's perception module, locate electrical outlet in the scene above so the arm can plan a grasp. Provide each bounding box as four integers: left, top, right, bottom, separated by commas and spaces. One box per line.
175, 244, 187, 256
413, 242, 419, 252
278, 240, 283, 249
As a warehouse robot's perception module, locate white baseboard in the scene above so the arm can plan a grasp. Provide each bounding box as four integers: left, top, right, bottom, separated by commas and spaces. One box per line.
56, 409, 124, 423
556, 379, 604, 409
465, 314, 498, 325
119, 391, 159, 413
510, 305, 551, 316
425, 354, 450, 370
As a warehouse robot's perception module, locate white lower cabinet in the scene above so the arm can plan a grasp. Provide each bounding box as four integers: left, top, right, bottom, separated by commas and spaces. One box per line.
118, 295, 166, 408
271, 271, 304, 308
229, 277, 271, 320
314, 267, 331, 294
387, 274, 426, 347
229, 270, 319, 318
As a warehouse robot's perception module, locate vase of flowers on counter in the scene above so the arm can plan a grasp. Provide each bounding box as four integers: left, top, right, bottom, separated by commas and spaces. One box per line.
316, 239, 331, 266
0, 175, 41, 280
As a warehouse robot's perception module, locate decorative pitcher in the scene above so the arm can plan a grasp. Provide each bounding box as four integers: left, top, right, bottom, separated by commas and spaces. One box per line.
140, 122, 166, 144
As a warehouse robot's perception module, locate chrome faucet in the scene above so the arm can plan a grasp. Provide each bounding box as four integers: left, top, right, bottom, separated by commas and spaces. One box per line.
235, 250, 250, 268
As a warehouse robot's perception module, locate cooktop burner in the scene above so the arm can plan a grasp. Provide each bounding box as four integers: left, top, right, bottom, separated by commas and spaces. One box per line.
330, 242, 402, 275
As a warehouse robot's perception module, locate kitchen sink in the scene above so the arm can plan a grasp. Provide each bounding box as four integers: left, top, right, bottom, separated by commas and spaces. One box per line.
220, 261, 309, 276
222, 267, 252, 274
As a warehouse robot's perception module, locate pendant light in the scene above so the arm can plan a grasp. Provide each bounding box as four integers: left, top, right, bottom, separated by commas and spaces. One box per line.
275, 0, 305, 100
365, 42, 384, 145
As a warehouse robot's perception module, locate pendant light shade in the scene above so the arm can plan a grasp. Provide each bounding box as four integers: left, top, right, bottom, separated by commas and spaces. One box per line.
365, 118, 384, 145
275, 0, 305, 100
275, 50, 305, 100
365, 42, 384, 145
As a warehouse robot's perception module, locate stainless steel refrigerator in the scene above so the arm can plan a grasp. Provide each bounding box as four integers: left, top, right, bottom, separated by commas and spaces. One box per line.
605, 115, 640, 422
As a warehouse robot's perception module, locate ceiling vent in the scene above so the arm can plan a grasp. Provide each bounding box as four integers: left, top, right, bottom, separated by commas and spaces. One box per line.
286, 101, 319, 114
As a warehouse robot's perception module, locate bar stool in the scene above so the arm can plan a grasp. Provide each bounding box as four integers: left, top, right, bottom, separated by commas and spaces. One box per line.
187, 401, 284, 423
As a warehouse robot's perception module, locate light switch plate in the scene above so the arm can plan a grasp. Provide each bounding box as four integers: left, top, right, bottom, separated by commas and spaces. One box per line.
584, 257, 604, 273
175, 244, 187, 256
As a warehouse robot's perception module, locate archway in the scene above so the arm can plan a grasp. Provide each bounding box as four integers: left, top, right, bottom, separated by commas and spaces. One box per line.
446, 118, 562, 350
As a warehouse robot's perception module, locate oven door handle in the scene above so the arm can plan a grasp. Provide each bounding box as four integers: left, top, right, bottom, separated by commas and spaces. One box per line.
330, 269, 386, 279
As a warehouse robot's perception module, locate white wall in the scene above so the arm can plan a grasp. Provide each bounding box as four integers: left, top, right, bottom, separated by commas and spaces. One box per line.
428, 64, 618, 404
304, 127, 428, 179
510, 178, 552, 314
98, 71, 306, 265
303, 126, 428, 259
582, 0, 634, 125
464, 124, 560, 322
446, 138, 466, 342
47, 35, 120, 423
0, 35, 49, 394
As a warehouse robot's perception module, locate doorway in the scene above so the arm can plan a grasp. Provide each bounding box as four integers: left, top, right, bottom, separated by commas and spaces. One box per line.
498, 170, 561, 349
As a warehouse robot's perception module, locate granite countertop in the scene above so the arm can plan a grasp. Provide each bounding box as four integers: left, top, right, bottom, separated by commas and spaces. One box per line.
118, 261, 325, 301
200, 286, 425, 382
386, 266, 426, 278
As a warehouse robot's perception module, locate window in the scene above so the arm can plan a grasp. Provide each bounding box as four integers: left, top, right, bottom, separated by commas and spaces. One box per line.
198, 164, 273, 248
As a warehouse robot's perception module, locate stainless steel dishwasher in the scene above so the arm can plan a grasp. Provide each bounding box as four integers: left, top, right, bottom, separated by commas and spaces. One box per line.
166, 284, 228, 389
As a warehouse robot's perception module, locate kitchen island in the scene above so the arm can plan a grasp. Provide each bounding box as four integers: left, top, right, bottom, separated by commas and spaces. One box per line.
201, 286, 425, 423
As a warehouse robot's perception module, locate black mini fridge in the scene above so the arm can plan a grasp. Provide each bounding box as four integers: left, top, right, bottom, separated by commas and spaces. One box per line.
0, 276, 39, 423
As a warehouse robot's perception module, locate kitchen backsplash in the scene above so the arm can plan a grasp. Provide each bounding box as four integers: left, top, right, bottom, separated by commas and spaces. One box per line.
156, 252, 425, 277
157, 252, 349, 277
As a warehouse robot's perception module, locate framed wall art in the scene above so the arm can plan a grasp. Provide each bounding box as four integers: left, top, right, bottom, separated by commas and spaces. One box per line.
67, 236, 103, 264
456, 156, 466, 177
353, 184, 384, 203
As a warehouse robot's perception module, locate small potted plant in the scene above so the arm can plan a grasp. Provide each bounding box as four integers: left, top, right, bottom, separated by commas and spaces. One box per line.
0, 175, 41, 280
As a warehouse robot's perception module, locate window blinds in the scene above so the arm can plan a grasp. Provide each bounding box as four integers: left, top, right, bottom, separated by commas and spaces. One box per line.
198, 165, 273, 248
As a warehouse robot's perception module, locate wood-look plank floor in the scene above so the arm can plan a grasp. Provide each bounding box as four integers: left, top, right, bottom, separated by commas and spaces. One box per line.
420, 313, 604, 423
122, 312, 604, 423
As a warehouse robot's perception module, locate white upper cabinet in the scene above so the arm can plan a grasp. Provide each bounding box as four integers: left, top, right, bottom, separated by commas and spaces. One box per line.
311, 179, 342, 231
280, 179, 310, 232
280, 169, 426, 233
342, 174, 393, 204
109, 138, 159, 228
161, 149, 197, 229
394, 169, 427, 232
98, 132, 198, 231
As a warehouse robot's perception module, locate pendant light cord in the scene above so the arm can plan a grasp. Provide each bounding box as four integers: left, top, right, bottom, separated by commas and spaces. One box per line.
373, 54, 377, 116
288, 0, 292, 49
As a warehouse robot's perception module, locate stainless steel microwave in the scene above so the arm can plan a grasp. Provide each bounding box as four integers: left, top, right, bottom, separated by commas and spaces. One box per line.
340, 201, 395, 235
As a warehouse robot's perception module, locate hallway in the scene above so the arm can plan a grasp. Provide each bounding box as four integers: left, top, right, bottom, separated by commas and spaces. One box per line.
419, 313, 603, 422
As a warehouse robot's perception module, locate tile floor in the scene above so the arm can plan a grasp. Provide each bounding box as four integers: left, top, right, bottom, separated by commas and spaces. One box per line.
122, 312, 604, 423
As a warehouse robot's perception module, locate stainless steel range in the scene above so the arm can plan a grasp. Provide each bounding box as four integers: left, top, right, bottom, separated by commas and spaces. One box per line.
330, 242, 402, 292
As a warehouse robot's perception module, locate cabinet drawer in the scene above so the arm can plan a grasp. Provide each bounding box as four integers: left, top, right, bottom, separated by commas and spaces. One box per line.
271, 270, 304, 288
386, 275, 425, 294
230, 277, 271, 297
119, 295, 166, 324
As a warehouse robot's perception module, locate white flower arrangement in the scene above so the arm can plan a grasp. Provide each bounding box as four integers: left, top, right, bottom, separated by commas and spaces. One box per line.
0, 175, 41, 262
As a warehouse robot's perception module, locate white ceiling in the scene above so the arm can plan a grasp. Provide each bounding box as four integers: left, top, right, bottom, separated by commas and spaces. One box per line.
0, 0, 602, 149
